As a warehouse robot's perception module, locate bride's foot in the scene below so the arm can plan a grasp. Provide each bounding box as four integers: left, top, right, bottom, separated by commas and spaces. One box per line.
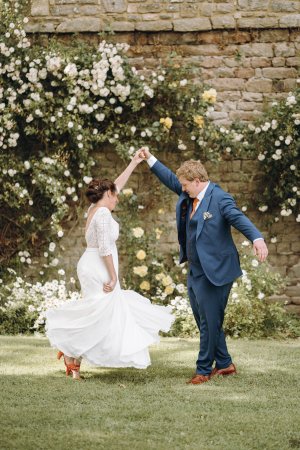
66, 363, 81, 380
57, 351, 76, 376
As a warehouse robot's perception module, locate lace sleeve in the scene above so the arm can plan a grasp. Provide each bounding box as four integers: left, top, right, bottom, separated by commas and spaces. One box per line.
95, 208, 114, 256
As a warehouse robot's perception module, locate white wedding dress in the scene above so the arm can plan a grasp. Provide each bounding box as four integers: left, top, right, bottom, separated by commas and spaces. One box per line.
46, 206, 174, 369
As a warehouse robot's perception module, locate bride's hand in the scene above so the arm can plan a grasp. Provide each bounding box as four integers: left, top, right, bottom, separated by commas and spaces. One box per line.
103, 278, 117, 293
138, 146, 151, 159
132, 149, 147, 165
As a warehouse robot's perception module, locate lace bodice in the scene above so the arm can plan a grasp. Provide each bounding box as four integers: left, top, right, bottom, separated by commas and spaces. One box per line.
85, 207, 119, 256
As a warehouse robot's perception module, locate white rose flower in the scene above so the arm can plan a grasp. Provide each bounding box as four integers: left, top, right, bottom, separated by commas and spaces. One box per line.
251, 259, 259, 267
83, 176, 92, 184
49, 242, 56, 252
57, 230, 64, 238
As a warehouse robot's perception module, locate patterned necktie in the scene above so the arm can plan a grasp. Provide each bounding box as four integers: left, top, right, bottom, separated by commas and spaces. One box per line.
190, 198, 199, 219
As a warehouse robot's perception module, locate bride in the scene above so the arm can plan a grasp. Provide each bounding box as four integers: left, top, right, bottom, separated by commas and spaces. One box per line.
46, 151, 174, 380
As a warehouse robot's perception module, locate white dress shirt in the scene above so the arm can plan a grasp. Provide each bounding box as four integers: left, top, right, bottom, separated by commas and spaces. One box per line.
146, 156, 263, 243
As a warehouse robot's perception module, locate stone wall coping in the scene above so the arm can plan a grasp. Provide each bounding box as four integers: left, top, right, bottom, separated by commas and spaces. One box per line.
25, 15, 300, 33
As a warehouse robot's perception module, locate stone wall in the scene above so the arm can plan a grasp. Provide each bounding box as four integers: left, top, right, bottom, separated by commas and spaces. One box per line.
26, 1, 300, 312
27, 1, 300, 124
59, 152, 300, 315
28, 0, 300, 33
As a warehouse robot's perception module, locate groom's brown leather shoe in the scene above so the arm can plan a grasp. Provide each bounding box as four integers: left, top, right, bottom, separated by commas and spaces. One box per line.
186, 374, 211, 385
211, 363, 237, 377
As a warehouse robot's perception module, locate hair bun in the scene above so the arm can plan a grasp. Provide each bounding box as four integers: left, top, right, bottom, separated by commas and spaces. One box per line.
85, 178, 117, 204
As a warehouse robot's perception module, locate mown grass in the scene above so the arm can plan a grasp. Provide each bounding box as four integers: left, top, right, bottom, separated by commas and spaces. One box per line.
0, 336, 299, 450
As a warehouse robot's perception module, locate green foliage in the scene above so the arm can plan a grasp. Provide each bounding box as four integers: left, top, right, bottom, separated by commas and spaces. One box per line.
0, 0, 218, 271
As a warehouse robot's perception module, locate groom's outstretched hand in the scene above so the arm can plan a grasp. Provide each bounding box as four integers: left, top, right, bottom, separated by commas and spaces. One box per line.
253, 239, 268, 262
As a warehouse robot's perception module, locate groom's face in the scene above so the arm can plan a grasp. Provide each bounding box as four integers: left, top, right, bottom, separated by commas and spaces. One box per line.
179, 177, 201, 198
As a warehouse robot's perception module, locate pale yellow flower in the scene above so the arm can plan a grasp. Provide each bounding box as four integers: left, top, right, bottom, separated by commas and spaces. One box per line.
132, 227, 144, 238
194, 115, 204, 128
136, 250, 146, 260
155, 272, 165, 281
133, 265, 148, 277
164, 285, 174, 295
162, 275, 173, 287
202, 88, 217, 104
160, 117, 173, 130
155, 228, 162, 240
123, 188, 133, 196
158, 208, 164, 214
140, 280, 150, 291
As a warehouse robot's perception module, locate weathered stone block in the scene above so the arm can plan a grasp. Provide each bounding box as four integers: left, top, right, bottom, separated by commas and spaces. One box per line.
272, 1, 300, 13
238, 0, 269, 10
290, 297, 300, 305
286, 285, 300, 297
111, 21, 135, 31
237, 101, 263, 111
235, 67, 255, 78
56, 18, 102, 32
102, 0, 127, 13
31, 0, 50, 16
200, 56, 222, 68
279, 14, 300, 27
229, 110, 262, 121
242, 92, 264, 101
215, 3, 235, 14
259, 29, 289, 42
173, 18, 212, 32
274, 42, 296, 57
242, 43, 274, 57
25, 21, 56, 33
285, 304, 300, 315
211, 15, 236, 29
262, 67, 297, 79
245, 78, 273, 92
272, 57, 286, 67
251, 57, 271, 68
286, 57, 300, 67
238, 17, 278, 28
210, 77, 245, 91
135, 21, 172, 31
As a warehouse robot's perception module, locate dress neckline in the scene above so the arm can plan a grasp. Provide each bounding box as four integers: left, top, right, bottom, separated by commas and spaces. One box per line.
85, 206, 111, 236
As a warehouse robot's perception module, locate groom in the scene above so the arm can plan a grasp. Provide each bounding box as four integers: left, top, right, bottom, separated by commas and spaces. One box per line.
140, 149, 268, 384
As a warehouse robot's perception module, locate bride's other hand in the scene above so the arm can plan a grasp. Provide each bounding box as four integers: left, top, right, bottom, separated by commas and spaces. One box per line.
103, 278, 117, 293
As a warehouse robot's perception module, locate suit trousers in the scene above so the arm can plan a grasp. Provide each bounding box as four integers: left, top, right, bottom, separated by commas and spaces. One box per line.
187, 268, 233, 375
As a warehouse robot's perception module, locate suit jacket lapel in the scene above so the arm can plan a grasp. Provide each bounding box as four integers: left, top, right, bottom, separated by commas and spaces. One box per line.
196, 182, 215, 239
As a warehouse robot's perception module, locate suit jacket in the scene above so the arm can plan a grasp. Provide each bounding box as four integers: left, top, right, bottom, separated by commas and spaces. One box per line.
151, 160, 263, 286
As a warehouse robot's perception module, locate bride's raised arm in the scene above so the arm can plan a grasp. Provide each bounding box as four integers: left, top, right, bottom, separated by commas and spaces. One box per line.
114, 150, 145, 192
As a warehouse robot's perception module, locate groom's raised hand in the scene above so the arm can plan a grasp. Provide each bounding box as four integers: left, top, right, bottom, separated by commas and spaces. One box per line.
138, 147, 152, 160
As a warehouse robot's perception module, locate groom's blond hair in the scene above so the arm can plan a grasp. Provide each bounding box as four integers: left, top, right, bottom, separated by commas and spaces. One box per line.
176, 160, 209, 182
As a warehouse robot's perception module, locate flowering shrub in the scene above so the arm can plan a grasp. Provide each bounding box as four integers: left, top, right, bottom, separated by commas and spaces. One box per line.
0, 269, 80, 334
212, 86, 300, 222
0, 190, 299, 338
0, 0, 219, 273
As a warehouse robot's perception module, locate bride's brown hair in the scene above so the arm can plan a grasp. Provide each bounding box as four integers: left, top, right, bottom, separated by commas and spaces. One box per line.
85, 179, 117, 204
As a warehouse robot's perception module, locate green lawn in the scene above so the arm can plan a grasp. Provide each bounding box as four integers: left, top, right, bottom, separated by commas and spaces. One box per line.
0, 336, 299, 450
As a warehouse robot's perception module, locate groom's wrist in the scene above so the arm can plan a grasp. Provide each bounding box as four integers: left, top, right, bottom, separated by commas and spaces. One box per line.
147, 155, 157, 168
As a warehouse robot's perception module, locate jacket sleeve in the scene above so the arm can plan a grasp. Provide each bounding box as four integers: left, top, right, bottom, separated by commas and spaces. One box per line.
150, 160, 182, 196
95, 208, 114, 256
219, 193, 263, 242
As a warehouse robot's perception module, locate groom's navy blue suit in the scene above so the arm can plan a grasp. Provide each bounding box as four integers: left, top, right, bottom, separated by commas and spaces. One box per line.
151, 160, 263, 375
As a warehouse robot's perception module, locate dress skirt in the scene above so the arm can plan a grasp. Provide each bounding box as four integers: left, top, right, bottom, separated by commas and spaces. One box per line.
46, 247, 174, 369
